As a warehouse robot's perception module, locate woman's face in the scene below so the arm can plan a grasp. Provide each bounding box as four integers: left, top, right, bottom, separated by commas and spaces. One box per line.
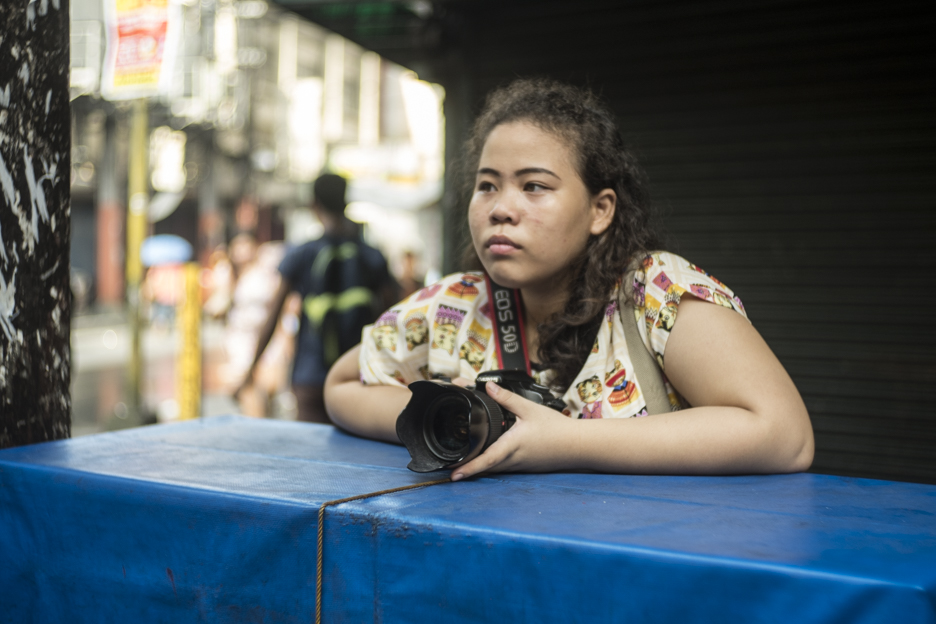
468, 121, 615, 292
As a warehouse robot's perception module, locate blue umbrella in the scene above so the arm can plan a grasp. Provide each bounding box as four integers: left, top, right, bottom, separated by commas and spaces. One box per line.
140, 235, 193, 267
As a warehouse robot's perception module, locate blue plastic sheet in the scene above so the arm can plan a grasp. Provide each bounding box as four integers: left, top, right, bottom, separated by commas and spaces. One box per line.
1, 415, 934, 623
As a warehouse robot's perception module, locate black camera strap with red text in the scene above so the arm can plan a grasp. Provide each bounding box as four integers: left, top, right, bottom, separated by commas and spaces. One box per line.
484, 274, 532, 375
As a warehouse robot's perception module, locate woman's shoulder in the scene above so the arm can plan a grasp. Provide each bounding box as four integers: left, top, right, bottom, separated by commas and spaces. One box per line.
633, 250, 746, 317
360, 271, 490, 386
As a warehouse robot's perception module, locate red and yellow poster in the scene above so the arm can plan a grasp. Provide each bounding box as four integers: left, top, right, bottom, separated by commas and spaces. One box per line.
102, 0, 177, 100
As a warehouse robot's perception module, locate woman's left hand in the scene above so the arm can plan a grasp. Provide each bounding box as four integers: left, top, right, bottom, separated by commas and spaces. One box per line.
450, 382, 577, 481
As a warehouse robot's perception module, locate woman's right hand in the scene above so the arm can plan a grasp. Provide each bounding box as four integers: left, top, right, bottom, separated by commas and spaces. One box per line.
450, 382, 579, 481
323, 345, 412, 443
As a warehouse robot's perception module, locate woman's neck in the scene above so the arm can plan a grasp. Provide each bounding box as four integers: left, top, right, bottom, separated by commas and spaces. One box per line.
521, 286, 568, 326
520, 280, 571, 361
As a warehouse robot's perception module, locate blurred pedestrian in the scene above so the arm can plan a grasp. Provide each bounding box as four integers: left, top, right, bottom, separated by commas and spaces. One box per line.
225, 241, 291, 417
202, 245, 234, 321
228, 232, 258, 283
236, 173, 398, 423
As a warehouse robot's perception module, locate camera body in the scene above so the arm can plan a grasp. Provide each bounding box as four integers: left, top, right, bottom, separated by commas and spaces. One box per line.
396, 369, 566, 473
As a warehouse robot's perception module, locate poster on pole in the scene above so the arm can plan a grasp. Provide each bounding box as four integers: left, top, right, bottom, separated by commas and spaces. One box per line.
101, 0, 179, 100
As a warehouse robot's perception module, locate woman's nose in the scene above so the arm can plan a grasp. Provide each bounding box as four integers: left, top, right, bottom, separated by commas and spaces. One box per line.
489, 193, 519, 223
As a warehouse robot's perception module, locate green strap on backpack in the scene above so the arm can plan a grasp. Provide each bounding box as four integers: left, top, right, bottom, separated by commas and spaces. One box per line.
302, 241, 376, 367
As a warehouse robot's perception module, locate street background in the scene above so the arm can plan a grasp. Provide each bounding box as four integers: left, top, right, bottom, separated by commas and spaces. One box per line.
71, 311, 245, 437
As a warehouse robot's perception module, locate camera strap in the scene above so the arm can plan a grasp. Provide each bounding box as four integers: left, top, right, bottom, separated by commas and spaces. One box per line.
484, 274, 532, 374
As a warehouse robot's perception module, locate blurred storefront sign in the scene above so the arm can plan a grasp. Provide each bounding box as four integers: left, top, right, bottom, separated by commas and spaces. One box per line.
101, 0, 180, 100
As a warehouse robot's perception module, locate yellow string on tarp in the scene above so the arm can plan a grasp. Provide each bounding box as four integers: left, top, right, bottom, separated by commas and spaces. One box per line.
315, 477, 452, 624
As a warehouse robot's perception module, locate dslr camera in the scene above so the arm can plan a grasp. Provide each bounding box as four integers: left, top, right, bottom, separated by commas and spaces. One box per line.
396, 369, 567, 472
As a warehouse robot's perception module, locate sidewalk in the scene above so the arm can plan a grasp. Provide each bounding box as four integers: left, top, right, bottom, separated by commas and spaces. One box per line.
70, 311, 246, 437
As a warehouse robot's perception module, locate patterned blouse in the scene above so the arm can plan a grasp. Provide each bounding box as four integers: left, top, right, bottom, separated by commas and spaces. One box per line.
359, 251, 748, 419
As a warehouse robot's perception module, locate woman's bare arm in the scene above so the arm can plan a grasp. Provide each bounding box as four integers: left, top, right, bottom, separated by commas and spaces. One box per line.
323, 345, 411, 443
451, 296, 814, 480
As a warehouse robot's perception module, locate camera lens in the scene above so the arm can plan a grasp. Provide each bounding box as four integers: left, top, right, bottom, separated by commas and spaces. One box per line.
424, 395, 472, 459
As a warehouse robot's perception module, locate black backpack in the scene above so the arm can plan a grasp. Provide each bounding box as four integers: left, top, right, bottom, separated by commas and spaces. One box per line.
303, 241, 380, 368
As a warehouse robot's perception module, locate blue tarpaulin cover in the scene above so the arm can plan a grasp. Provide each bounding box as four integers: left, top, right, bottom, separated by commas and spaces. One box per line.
1, 415, 934, 623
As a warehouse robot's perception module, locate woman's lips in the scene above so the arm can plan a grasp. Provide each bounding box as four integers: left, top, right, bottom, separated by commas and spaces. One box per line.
486, 235, 521, 255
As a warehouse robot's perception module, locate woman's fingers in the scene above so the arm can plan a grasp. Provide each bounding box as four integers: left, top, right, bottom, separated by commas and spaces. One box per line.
449, 383, 520, 480
483, 381, 523, 413
451, 433, 516, 481
450, 383, 531, 481
448, 381, 577, 480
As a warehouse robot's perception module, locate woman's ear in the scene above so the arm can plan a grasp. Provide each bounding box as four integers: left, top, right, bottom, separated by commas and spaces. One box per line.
589, 189, 616, 236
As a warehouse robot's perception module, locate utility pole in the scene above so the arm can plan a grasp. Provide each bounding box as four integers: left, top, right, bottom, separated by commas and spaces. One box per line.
0, 0, 72, 446
125, 99, 149, 423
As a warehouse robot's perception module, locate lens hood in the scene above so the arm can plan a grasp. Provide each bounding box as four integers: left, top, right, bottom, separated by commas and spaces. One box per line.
396, 379, 505, 473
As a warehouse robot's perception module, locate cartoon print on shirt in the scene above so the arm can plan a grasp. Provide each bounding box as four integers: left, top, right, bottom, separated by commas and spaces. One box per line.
459, 320, 492, 372
404, 306, 429, 351
372, 310, 399, 352
632, 276, 646, 307
479, 300, 492, 320
416, 282, 443, 301
432, 305, 466, 355
657, 290, 680, 332
605, 359, 640, 412
689, 283, 711, 300
687, 263, 727, 289
576, 375, 603, 419
652, 271, 673, 293
605, 299, 618, 329
644, 293, 660, 332
445, 273, 484, 300
712, 290, 734, 309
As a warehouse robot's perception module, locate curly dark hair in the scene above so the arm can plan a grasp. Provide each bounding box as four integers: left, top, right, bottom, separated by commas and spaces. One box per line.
458, 78, 663, 392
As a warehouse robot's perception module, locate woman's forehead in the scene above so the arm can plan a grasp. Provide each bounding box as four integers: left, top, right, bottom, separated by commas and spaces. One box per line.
479, 121, 576, 172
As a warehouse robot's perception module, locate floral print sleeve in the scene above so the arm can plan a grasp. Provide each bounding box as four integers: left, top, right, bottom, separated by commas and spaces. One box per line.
633, 251, 748, 368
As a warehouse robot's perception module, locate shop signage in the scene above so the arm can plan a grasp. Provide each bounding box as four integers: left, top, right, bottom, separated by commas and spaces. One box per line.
101, 0, 178, 100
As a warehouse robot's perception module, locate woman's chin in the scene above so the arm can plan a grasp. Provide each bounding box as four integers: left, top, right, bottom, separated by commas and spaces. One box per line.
479, 259, 525, 289
488, 270, 541, 291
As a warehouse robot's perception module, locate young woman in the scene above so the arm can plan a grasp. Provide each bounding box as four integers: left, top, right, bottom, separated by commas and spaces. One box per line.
324, 78, 814, 481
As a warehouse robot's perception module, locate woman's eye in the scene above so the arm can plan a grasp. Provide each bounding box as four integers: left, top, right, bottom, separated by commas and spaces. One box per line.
477, 181, 496, 192
524, 182, 547, 192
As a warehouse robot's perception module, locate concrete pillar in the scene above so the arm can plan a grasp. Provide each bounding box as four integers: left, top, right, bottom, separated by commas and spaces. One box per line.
0, 0, 72, 446
96, 112, 124, 306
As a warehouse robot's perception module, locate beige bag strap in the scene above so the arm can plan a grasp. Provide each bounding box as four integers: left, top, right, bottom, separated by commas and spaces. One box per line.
619, 272, 673, 415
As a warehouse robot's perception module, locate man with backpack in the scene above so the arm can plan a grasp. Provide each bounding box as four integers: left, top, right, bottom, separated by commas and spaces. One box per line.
236, 173, 397, 423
